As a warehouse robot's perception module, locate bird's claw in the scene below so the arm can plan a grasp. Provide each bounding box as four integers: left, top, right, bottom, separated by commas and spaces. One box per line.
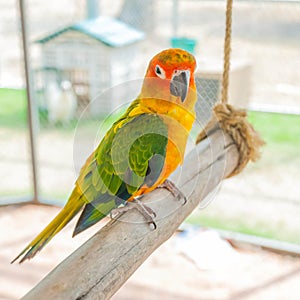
158, 179, 187, 205
110, 199, 157, 229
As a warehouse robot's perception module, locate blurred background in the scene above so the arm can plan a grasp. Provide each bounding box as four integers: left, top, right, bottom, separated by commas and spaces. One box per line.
0, 0, 300, 299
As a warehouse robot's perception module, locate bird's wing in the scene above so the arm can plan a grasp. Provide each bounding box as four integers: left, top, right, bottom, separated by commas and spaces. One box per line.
109, 113, 168, 194
73, 113, 168, 235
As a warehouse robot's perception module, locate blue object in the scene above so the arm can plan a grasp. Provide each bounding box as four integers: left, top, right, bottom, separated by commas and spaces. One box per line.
36, 16, 145, 47
171, 37, 197, 54
87, 0, 99, 20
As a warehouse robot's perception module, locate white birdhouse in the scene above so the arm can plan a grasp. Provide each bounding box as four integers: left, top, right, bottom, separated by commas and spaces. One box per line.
35, 16, 145, 117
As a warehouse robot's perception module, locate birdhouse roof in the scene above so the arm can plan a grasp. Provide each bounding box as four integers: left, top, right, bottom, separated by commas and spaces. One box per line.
36, 16, 145, 47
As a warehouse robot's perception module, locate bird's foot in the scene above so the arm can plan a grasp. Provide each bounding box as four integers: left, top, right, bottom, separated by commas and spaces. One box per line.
110, 198, 157, 229
158, 179, 187, 205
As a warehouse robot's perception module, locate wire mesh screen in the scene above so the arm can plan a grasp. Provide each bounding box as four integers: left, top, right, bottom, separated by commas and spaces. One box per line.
1, 0, 299, 243
231, 1, 300, 112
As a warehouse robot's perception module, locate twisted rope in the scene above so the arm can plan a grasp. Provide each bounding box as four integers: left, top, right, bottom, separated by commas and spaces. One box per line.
222, 0, 233, 104
196, 104, 265, 177
196, 0, 264, 178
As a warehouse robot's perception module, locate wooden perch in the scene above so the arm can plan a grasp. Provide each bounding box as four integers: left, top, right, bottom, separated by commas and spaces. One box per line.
22, 129, 239, 300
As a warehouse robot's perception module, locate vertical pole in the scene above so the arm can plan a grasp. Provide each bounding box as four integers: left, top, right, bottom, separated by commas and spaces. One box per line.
18, 0, 39, 203
172, 0, 179, 37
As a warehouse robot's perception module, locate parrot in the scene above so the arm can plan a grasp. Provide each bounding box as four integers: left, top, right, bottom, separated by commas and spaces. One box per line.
12, 48, 198, 263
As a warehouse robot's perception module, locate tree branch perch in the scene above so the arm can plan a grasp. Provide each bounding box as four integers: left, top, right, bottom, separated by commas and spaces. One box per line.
22, 129, 239, 300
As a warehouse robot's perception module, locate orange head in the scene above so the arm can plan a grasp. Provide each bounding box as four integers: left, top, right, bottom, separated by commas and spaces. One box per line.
142, 48, 197, 106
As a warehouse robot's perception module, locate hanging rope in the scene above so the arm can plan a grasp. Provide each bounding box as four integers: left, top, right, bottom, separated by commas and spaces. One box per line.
222, 0, 233, 104
196, 0, 264, 178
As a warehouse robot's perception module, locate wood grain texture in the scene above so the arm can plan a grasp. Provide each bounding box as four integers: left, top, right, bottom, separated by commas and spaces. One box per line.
22, 129, 239, 300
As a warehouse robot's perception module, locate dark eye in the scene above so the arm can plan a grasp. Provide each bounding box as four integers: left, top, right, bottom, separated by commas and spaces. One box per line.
155, 65, 165, 78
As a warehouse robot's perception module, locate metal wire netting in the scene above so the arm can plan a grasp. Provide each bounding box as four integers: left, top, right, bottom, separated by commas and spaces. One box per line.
0, 0, 300, 242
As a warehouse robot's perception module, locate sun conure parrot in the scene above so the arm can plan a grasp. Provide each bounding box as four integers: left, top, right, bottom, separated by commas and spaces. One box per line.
12, 48, 198, 263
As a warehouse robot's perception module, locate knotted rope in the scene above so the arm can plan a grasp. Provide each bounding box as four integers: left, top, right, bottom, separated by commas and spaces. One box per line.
196, 0, 264, 178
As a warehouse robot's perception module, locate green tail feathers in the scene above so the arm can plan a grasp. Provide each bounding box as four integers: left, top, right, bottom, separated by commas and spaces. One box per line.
11, 190, 84, 264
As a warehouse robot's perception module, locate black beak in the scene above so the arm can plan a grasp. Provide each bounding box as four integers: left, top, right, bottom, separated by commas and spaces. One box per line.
170, 70, 190, 102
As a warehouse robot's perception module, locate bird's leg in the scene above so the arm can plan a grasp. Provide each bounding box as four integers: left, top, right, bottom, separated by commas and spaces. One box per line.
110, 198, 157, 229
158, 179, 187, 205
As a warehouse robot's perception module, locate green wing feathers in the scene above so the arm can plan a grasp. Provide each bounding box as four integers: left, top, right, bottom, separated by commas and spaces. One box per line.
110, 114, 168, 194
73, 113, 168, 233
78, 113, 168, 198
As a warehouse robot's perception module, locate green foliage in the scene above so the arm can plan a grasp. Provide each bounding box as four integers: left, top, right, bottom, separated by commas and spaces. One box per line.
248, 111, 300, 146
248, 111, 300, 167
0, 88, 27, 127
187, 214, 300, 244
0, 88, 127, 131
